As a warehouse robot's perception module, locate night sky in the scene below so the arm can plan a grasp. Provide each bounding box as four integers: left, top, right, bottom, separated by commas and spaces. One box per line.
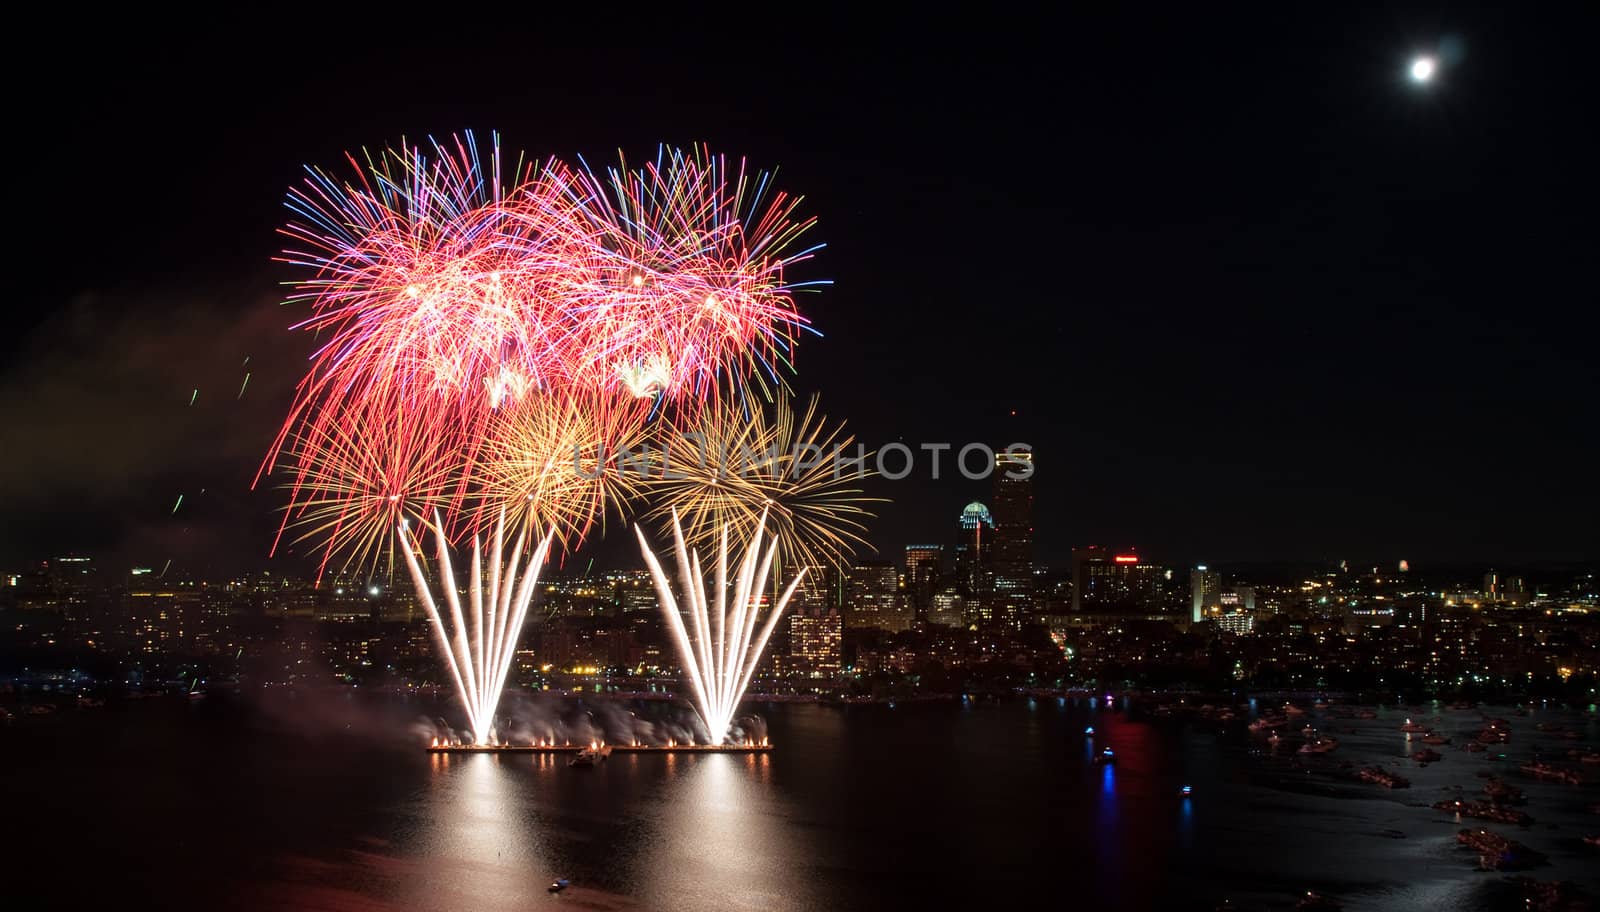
3, 9, 1596, 574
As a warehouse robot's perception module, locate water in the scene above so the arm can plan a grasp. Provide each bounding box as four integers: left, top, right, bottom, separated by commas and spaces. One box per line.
5, 694, 1596, 910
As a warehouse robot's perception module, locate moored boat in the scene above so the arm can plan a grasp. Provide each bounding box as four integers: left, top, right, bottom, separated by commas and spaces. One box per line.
1484, 777, 1526, 805
1456, 828, 1542, 870
1432, 799, 1533, 826
1299, 735, 1339, 755
1521, 761, 1582, 785
1357, 766, 1410, 788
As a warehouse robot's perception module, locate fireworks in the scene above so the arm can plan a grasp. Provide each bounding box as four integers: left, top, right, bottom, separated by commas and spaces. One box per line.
260, 131, 867, 748
560, 146, 822, 406
261, 133, 826, 574
473, 390, 654, 552
636, 512, 806, 744
401, 510, 554, 745
275, 400, 457, 578
644, 392, 881, 574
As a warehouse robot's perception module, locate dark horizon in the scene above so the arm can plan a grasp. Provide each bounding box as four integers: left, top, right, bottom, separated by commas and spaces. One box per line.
3, 9, 1597, 574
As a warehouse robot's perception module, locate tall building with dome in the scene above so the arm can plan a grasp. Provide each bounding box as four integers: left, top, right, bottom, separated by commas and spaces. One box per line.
954, 501, 993, 595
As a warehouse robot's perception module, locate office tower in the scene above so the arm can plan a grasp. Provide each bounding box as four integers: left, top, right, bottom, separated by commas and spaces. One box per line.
1215, 612, 1254, 635
904, 544, 943, 608
1190, 565, 1221, 623
1069, 545, 1106, 613
990, 450, 1033, 604
954, 501, 994, 595
787, 609, 842, 678
1074, 549, 1167, 613
928, 586, 967, 628
845, 559, 909, 632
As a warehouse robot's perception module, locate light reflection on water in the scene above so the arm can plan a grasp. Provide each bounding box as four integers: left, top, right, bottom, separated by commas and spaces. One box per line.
5, 697, 1597, 911
408, 754, 546, 908
637, 754, 812, 911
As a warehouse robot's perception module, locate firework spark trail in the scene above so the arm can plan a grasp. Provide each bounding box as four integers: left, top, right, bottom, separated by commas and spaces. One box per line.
399, 510, 554, 745
260, 133, 826, 578
259, 132, 850, 744
472, 389, 654, 551
636, 512, 805, 744
644, 391, 882, 573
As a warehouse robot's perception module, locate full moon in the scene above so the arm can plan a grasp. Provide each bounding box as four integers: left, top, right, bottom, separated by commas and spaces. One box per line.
1410, 56, 1437, 83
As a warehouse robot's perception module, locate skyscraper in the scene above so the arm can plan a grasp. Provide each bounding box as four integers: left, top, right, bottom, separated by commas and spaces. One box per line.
904, 544, 943, 608
928, 586, 967, 628
1073, 548, 1167, 614
1069, 545, 1106, 613
844, 560, 909, 632
991, 450, 1034, 605
954, 501, 993, 595
1190, 565, 1221, 623
786, 609, 842, 679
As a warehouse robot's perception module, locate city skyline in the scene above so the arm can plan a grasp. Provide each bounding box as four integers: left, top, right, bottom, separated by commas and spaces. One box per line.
4, 10, 1597, 573
6, 13, 1600, 912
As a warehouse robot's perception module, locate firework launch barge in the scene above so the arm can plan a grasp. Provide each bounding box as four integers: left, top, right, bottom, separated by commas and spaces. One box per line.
426, 741, 772, 754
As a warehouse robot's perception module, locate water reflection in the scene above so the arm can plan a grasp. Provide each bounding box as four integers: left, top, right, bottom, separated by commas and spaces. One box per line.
639, 755, 810, 910
403, 754, 547, 908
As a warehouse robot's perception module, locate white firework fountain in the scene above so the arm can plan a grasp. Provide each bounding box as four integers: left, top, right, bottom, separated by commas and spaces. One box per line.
400, 510, 554, 745
635, 511, 805, 744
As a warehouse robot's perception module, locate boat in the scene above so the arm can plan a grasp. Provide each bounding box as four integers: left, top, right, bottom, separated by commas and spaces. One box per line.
569, 743, 614, 767
1413, 748, 1443, 764
1432, 799, 1533, 826
1095, 748, 1116, 765
1400, 719, 1430, 733
1520, 761, 1582, 785
1484, 778, 1526, 805
1507, 878, 1592, 912
1353, 709, 1377, 720
1298, 735, 1339, 755
1357, 766, 1409, 789
1582, 835, 1600, 848
1421, 733, 1450, 745
548, 878, 570, 893
1294, 890, 1342, 911
1456, 828, 1543, 870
